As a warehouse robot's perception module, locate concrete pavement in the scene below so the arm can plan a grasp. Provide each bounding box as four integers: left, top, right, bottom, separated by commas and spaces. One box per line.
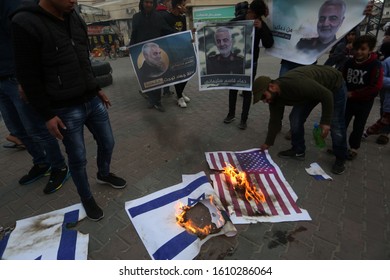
0, 51, 389, 260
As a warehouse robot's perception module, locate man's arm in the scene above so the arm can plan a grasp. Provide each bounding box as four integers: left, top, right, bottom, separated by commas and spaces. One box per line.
257, 19, 274, 49
11, 21, 55, 121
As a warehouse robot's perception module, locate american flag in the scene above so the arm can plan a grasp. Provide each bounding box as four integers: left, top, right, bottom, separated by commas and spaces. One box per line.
205, 148, 311, 224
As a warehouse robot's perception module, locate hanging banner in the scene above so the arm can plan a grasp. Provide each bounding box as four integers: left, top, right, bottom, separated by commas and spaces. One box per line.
265, 0, 368, 65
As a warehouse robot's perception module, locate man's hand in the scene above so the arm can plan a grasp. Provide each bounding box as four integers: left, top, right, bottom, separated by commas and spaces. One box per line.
97, 90, 111, 109
254, 19, 262, 29
18, 85, 28, 103
46, 116, 66, 140
260, 143, 270, 150
320, 124, 331, 139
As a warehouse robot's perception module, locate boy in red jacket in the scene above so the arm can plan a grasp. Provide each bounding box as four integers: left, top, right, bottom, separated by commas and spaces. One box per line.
343, 34, 383, 160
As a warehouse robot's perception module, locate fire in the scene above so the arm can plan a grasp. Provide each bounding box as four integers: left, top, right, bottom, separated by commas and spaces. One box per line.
223, 164, 266, 204
176, 204, 212, 237
176, 196, 224, 239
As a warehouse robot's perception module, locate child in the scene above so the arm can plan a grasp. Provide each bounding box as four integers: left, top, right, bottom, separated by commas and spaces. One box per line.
363, 41, 390, 144
325, 27, 359, 71
343, 34, 383, 160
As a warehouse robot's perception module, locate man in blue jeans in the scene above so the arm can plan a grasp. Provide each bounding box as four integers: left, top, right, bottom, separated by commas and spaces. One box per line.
253, 65, 348, 175
0, 0, 69, 194
11, 0, 126, 221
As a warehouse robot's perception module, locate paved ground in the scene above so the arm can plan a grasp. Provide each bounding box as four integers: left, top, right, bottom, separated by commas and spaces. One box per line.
0, 51, 389, 260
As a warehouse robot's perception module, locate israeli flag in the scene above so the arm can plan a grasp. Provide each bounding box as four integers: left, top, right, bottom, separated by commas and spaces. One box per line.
0, 204, 88, 260
125, 172, 237, 260
305, 162, 333, 181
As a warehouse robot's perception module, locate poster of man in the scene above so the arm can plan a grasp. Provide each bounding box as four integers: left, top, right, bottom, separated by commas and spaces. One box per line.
129, 31, 197, 92
196, 20, 254, 91
265, 0, 368, 65
206, 27, 245, 75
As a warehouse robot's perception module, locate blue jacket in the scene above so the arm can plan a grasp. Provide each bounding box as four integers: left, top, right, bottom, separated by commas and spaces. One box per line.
381, 56, 390, 113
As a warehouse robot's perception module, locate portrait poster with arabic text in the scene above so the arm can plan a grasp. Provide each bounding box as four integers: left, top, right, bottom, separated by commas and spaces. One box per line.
265, 0, 368, 65
196, 20, 254, 91
129, 31, 197, 92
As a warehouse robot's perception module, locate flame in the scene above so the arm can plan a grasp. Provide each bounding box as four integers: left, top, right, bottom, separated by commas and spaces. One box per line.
223, 163, 266, 204
176, 204, 212, 238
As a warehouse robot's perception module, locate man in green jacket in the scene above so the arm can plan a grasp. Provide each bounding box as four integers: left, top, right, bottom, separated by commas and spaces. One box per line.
253, 65, 348, 175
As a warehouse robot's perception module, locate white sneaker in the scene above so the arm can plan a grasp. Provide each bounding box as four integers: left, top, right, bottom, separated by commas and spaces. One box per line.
182, 93, 190, 102
177, 97, 187, 108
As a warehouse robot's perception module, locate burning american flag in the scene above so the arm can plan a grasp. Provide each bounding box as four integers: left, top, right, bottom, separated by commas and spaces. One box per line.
205, 148, 311, 224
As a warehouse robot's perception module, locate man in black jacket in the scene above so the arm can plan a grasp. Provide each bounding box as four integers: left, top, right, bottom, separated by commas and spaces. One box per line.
130, 0, 175, 112
11, 0, 127, 221
0, 0, 69, 194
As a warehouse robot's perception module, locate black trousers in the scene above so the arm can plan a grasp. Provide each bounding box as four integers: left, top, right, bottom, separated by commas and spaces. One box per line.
227, 62, 257, 122
345, 99, 375, 150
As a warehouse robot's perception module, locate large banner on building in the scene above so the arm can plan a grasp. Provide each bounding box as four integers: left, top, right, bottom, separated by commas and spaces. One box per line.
196, 20, 255, 91
265, 0, 368, 65
129, 31, 197, 92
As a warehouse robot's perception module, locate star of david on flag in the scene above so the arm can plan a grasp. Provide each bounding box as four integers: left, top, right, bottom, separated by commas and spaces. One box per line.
125, 172, 237, 260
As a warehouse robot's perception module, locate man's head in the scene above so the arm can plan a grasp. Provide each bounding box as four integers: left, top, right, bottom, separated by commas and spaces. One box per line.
142, 42, 164, 69
214, 27, 233, 58
39, 0, 76, 15
317, 0, 346, 44
142, 0, 155, 13
253, 76, 280, 104
247, 0, 269, 19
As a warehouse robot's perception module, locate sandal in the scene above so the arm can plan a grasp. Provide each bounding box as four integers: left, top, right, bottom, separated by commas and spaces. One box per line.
3, 143, 26, 149
4, 134, 26, 149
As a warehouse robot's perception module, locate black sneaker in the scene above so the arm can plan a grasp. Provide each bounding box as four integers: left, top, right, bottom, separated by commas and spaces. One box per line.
331, 159, 346, 175
154, 104, 165, 112
97, 173, 127, 189
19, 164, 51, 185
277, 149, 305, 161
82, 197, 104, 221
43, 166, 70, 194
238, 120, 247, 130
224, 114, 235, 123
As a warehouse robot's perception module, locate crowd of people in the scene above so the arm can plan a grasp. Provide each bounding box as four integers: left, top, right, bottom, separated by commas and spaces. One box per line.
0, 0, 387, 222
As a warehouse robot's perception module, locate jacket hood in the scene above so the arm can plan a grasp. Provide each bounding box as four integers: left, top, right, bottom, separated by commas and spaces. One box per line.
10, 1, 74, 20
10, 1, 42, 19
138, 0, 157, 13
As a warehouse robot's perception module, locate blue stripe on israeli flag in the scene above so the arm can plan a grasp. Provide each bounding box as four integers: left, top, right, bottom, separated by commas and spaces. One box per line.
0, 232, 10, 258
152, 231, 198, 260
129, 176, 208, 218
57, 210, 79, 260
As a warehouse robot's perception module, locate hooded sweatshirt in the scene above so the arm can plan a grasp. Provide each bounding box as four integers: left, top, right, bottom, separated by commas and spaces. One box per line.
11, 2, 99, 121
130, 0, 175, 45
342, 52, 383, 102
